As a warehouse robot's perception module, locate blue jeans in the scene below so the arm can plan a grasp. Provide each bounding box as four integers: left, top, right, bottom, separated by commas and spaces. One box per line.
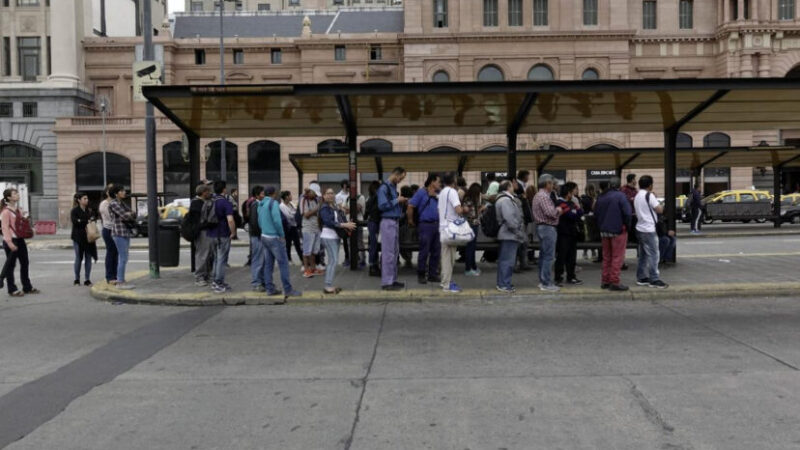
536, 224, 557, 286
212, 236, 231, 285
637, 231, 660, 282
250, 236, 265, 287
262, 236, 293, 293
416, 222, 440, 277
497, 240, 519, 290
102, 227, 118, 282
659, 235, 676, 263
368, 221, 379, 267
112, 236, 130, 283
465, 224, 478, 271
380, 218, 399, 286
73, 241, 92, 281
322, 238, 340, 288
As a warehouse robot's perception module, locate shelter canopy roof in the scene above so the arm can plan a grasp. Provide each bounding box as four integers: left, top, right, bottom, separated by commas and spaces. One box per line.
143, 79, 800, 139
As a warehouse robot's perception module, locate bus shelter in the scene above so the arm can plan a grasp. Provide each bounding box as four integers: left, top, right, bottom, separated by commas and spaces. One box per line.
144, 78, 800, 270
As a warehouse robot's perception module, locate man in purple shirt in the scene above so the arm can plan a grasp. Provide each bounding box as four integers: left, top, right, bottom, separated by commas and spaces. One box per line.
207, 180, 237, 294
407, 173, 441, 285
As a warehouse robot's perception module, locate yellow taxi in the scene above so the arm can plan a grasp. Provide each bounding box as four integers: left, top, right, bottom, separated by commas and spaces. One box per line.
777, 193, 800, 206
703, 190, 772, 205
160, 204, 188, 220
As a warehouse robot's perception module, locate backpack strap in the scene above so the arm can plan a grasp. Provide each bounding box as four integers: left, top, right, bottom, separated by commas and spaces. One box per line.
645, 192, 658, 225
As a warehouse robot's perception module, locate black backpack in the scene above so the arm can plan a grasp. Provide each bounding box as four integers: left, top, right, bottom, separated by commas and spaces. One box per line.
480, 201, 501, 238
200, 197, 220, 229
180, 199, 203, 242
248, 201, 261, 237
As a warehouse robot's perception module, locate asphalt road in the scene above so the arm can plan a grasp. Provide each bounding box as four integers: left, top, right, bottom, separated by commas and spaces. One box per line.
0, 239, 799, 449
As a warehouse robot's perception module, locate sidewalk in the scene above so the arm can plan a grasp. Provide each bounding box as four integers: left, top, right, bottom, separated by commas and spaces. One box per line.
91, 249, 800, 306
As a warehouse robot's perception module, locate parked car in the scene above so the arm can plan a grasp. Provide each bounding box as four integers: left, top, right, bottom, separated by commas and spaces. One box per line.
133, 200, 189, 237
779, 194, 800, 224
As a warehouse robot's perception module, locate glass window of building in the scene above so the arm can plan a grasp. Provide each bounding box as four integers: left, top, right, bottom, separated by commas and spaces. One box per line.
0, 103, 12, 118
508, 0, 523, 26
583, 0, 597, 25
195, 49, 206, 65
370, 45, 382, 61
432, 70, 450, 82
18, 37, 40, 81
191, 1, 203, 11
643, 0, 657, 29
289, 0, 300, 6
3, 37, 10, 76
1, 143, 43, 195
16, 0, 39, 6
581, 68, 599, 80
248, 140, 281, 191
528, 64, 554, 80
234, 49, 244, 65
779, 0, 795, 19
271, 48, 282, 64
335, 45, 346, 61
679, 0, 693, 28
22, 102, 36, 117
235, 1, 243, 11
433, 0, 448, 27
258, 3, 271, 11
477, 65, 504, 82
533, 0, 548, 26
483, 0, 498, 26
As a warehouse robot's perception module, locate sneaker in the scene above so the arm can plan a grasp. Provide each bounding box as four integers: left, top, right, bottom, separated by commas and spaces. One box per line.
303, 270, 315, 278
116, 283, 136, 290
392, 281, 405, 289
539, 284, 560, 292
636, 279, 651, 286
443, 282, 462, 293
465, 270, 479, 277
567, 278, 583, 285
266, 289, 283, 296
195, 279, 209, 287
73, 280, 80, 286
212, 285, 226, 294
649, 280, 669, 289
554, 278, 564, 286
84, 280, 93, 287
610, 284, 629, 291
284, 290, 302, 298
382, 284, 403, 291
418, 274, 428, 284
601, 283, 611, 289
496, 286, 515, 294
252, 285, 266, 292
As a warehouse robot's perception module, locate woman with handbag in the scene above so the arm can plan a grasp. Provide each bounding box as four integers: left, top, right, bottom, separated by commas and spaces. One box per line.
319, 188, 356, 295
108, 184, 137, 290
71, 192, 99, 286
438, 173, 470, 294
0, 188, 39, 297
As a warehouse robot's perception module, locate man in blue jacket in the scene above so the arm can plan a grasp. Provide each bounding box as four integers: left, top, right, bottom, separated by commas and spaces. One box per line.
594, 177, 632, 291
258, 186, 301, 301
377, 167, 408, 291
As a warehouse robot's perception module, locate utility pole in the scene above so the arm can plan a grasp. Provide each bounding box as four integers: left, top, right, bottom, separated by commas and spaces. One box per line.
144, 0, 160, 279
219, 0, 227, 183
101, 100, 107, 188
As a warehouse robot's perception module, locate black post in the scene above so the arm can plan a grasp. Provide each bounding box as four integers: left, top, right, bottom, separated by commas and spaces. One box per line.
347, 131, 359, 271
664, 129, 678, 263
773, 165, 782, 228
507, 132, 517, 180
143, 0, 159, 279
189, 134, 200, 273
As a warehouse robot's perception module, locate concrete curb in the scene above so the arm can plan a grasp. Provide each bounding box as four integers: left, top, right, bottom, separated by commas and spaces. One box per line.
28, 240, 250, 251
90, 274, 800, 306
678, 230, 800, 239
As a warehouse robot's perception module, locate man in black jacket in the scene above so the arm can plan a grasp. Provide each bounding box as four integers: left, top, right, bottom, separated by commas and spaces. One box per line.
190, 182, 213, 286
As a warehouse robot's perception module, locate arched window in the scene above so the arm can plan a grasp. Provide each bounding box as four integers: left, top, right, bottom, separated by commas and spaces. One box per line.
317, 139, 348, 193
432, 70, 450, 83
76, 152, 131, 208
0, 142, 43, 194
702, 132, 730, 148
477, 65, 504, 82
361, 139, 393, 194
427, 146, 460, 178
581, 68, 599, 80
248, 140, 281, 192
528, 64, 554, 80
205, 140, 239, 186
677, 133, 693, 148
163, 141, 190, 202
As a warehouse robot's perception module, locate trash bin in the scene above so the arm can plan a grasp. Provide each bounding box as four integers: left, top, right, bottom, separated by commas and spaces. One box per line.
158, 219, 181, 267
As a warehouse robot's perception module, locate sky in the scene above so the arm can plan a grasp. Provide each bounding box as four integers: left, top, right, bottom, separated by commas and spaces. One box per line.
168, 0, 184, 14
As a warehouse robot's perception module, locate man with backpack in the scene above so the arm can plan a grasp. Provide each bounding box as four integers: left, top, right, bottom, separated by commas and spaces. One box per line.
407, 173, 441, 285
258, 186, 301, 301
186, 182, 213, 286
208, 181, 236, 294
248, 186, 267, 291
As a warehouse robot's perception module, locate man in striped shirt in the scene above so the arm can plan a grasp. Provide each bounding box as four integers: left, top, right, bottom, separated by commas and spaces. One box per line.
531, 174, 565, 292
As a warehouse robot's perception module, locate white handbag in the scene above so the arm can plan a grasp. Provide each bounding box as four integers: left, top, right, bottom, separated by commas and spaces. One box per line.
441, 190, 475, 246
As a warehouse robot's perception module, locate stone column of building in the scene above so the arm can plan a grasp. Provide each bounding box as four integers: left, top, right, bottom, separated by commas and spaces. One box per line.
741, 52, 754, 77
758, 52, 771, 77
39, 1, 48, 77
9, 1, 18, 78
738, 0, 745, 20
46, 0, 85, 87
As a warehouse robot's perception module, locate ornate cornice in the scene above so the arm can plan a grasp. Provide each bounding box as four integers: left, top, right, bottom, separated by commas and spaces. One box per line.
401, 30, 638, 44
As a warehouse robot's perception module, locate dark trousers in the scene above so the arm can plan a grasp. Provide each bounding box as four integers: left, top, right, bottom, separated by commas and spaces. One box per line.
101, 227, 118, 282
3, 238, 32, 294
368, 221, 380, 267
285, 226, 303, 262
555, 234, 578, 281
691, 207, 703, 231
416, 222, 440, 277
464, 224, 478, 271
342, 234, 350, 262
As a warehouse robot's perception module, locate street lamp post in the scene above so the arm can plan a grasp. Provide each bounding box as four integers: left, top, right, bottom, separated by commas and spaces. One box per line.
219, 0, 227, 183
100, 100, 107, 188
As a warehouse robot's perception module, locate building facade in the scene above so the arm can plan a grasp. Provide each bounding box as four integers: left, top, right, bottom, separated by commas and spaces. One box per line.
185, 0, 403, 13
51, 0, 800, 226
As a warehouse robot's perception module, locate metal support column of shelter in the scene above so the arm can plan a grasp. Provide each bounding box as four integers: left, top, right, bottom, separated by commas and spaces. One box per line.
507, 93, 538, 181
189, 134, 200, 273
773, 165, 782, 228
143, 0, 159, 278
336, 95, 360, 271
